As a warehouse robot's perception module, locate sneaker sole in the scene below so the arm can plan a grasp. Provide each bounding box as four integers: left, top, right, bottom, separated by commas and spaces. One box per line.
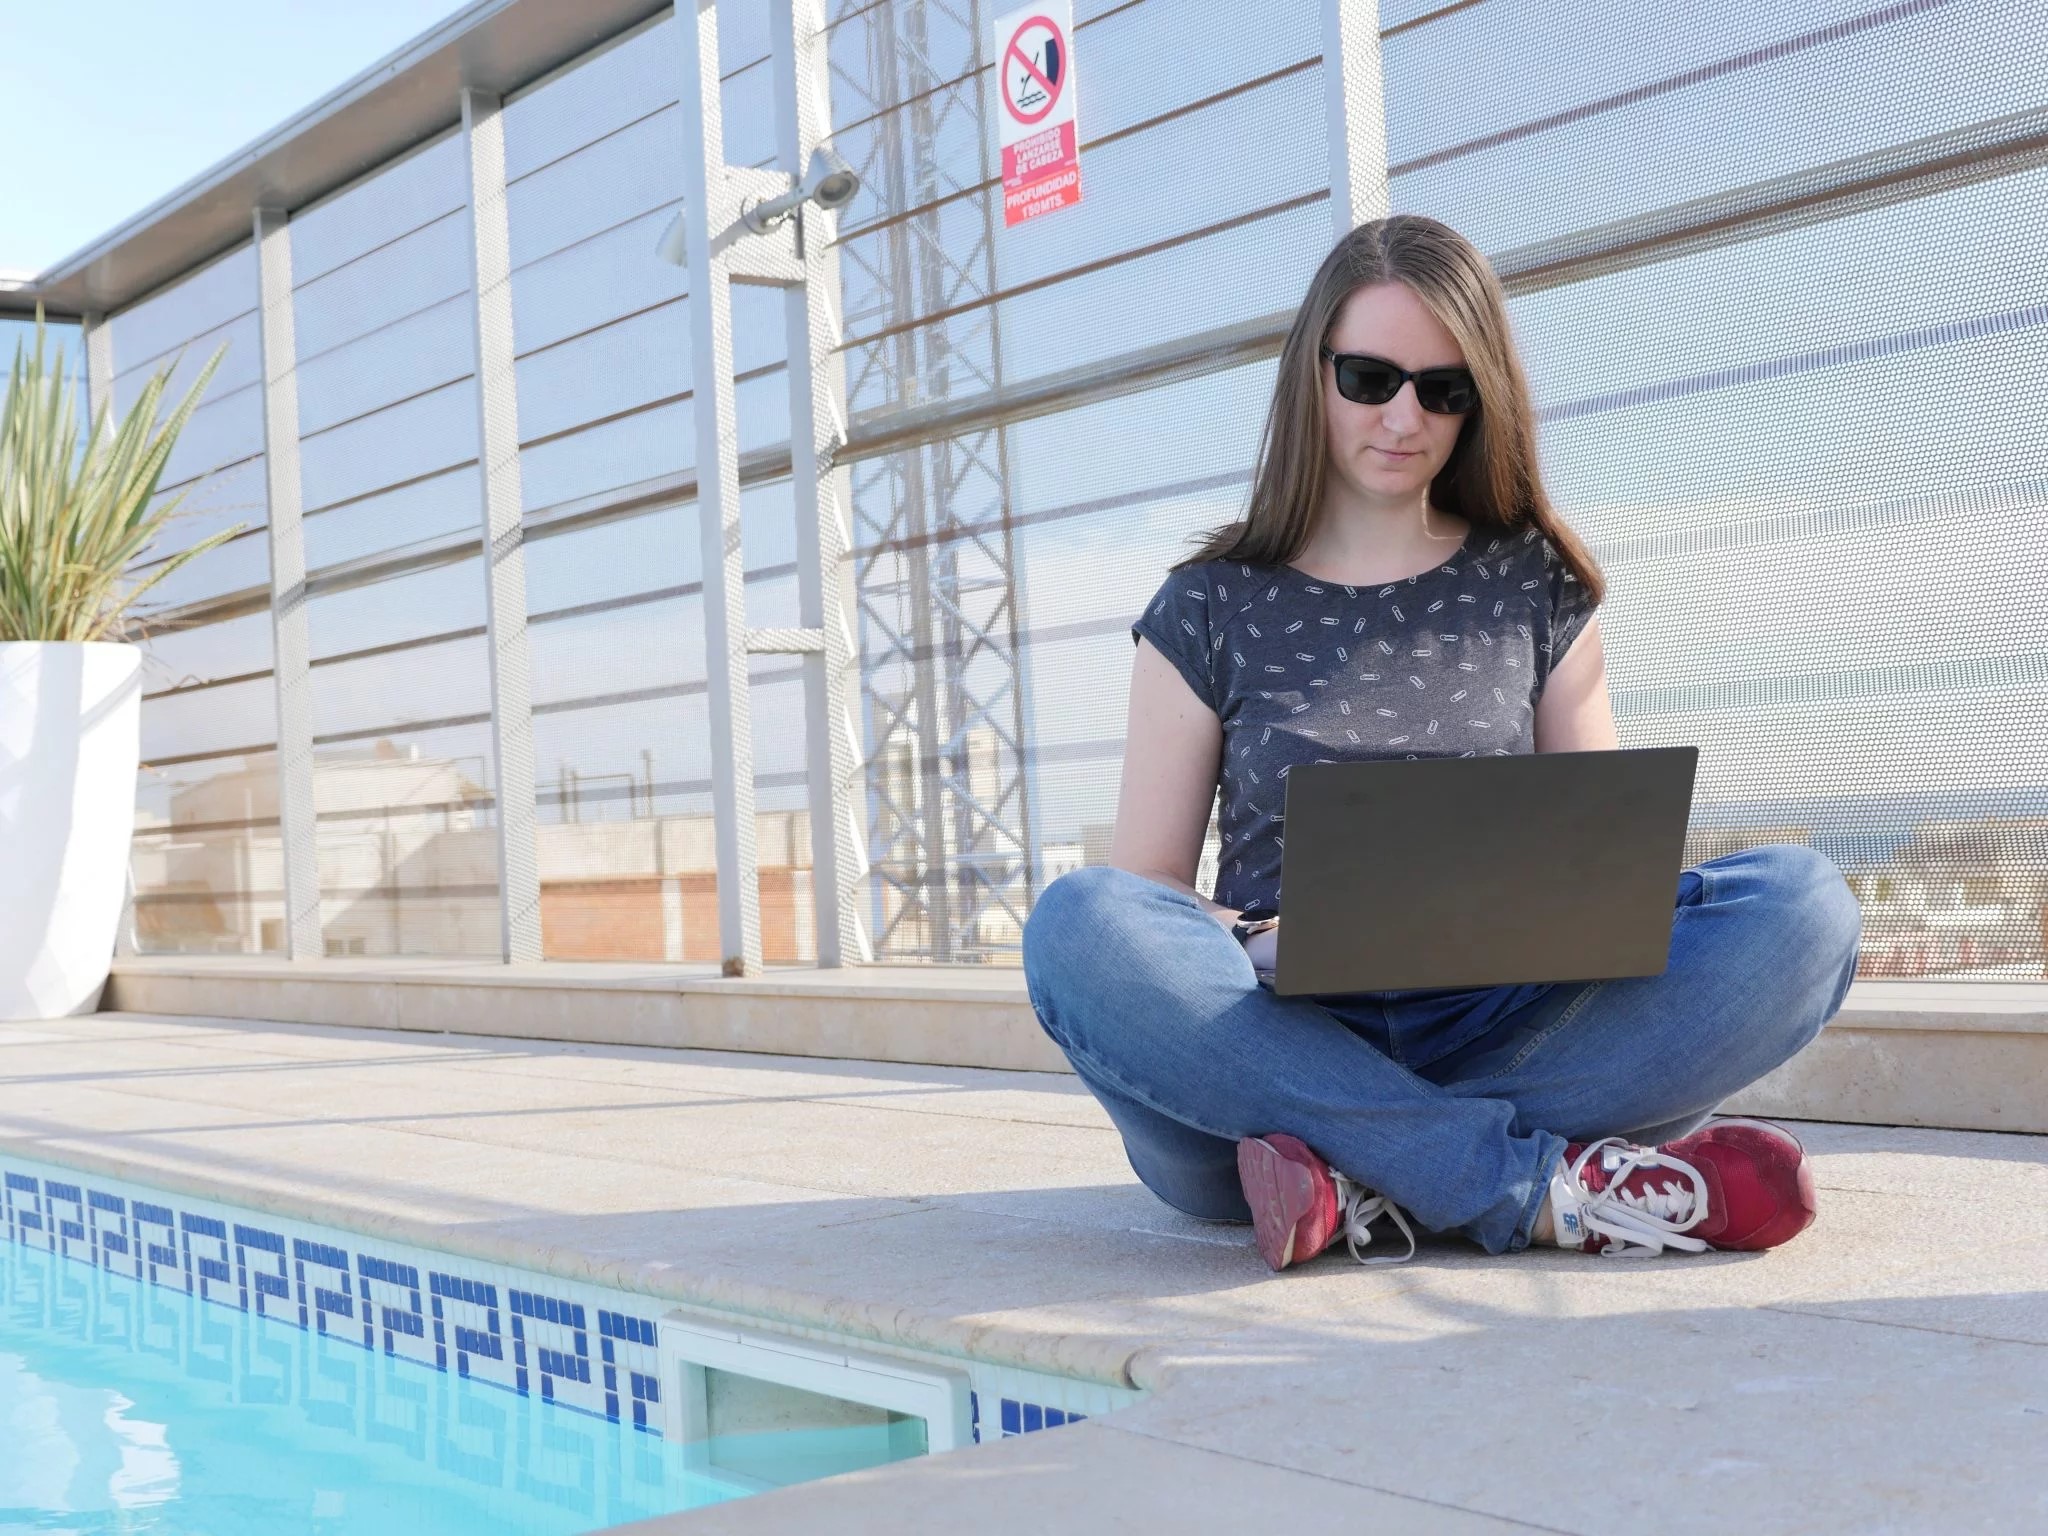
1237, 1136, 1319, 1271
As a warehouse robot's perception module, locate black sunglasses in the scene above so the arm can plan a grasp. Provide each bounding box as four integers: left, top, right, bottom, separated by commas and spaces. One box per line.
1319, 346, 1479, 415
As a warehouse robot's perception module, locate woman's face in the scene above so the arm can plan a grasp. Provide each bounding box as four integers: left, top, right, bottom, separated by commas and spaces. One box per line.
1320, 281, 1470, 506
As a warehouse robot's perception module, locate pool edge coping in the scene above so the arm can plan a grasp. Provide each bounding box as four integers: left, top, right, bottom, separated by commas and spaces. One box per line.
0, 1131, 1150, 1395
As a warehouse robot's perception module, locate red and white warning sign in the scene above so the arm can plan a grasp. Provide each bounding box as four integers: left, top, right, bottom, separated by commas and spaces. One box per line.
994, 2, 1081, 227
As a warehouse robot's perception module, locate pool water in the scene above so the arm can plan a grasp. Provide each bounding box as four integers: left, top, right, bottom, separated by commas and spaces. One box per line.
0, 1234, 913, 1534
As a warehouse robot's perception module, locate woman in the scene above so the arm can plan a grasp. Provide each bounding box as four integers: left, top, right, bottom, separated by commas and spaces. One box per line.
1020, 215, 1862, 1270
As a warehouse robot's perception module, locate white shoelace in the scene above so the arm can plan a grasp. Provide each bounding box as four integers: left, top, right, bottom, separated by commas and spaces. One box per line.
1331, 1169, 1417, 1264
1553, 1137, 1711, 1258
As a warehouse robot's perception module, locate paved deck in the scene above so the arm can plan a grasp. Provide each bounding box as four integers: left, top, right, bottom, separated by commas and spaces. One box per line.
2, 1011, 2043, 1533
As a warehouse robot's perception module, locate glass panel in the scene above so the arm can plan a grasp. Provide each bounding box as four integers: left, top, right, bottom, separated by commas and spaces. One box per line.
523, 476, 804, 961
508, 207, 685, 354
132, 754, 287, 958
303, 561, 495, 962
137, 495, 273, 613
107, 246, 258, 378
296, 291, 474, 436
1505, 153, 2048, 980
1385, 0, 2048, 257
303, 465, 482, 574
112, 246, 277, 955
292, 139, 499, 958
112, 310, 263, 419
853, 353, 1271, 959
290, 133, 467, 284
520, 400, 692, 513
507, 107, 687, 270
308, 714, 502, 961
515, 305, 689, 446
300, 378, 479, 514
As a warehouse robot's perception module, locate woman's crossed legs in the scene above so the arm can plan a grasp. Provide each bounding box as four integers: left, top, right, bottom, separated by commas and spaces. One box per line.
1020, 845, 1861, 1256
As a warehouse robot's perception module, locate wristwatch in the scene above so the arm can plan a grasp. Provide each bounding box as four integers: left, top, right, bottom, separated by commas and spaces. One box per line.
1230, 906, 1280, 946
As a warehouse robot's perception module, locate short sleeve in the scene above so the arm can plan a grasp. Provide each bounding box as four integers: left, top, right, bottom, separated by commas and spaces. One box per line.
1131, 565, 1220, 713
1538, 542, 1600, 685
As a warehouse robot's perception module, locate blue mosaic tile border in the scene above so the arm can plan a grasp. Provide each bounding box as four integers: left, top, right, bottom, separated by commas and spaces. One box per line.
0, 1156, 1136, 1444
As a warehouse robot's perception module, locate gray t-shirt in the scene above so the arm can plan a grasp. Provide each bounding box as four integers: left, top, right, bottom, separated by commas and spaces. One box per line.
1132, 522, 1599, 915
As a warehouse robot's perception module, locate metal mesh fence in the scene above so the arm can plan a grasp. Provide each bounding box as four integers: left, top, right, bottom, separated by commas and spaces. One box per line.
1383, 0, 2048, 982
106, 0, 2047, 980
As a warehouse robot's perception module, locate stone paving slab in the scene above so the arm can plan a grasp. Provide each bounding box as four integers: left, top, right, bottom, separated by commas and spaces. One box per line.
606, 1417, 1550, 1534
2, 1012, 2043, 1534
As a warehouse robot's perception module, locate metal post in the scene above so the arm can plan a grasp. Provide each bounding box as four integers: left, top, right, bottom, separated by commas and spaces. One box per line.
84, 313, 126, 967
460, 89, 544, 964
1323, 0, 1391, 233
673, 0, 833, 975
251, 209, 324, 961
84, 313, 142, 958
677, 1, 763, 976
81, 315, 112, 440
771, 0, 872, 967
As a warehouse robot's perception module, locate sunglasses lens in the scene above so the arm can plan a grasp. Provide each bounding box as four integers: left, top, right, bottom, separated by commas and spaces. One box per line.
1417, 372, 1478, 414
1334, 357, 1401, 405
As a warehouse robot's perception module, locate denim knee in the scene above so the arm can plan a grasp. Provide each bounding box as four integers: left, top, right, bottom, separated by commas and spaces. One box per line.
1748, 844, 1863, 973
1737, 843, 1864, 1046
1021, 864, 1139, 1015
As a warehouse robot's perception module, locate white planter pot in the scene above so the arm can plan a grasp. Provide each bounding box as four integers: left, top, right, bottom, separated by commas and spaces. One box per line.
0, 642, 143, 1021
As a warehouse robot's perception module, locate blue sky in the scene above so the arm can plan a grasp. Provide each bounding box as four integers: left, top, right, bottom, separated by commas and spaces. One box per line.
0, 1, 460, 273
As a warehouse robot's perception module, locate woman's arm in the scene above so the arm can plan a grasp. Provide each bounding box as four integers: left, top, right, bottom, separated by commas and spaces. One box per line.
1110, 637, 1239, 929
1533, 614, 1620, 753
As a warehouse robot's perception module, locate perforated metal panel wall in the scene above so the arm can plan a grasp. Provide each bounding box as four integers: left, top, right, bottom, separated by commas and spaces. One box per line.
115, 0, 2045, 981
290, 132, 500, 958
501, 6, 814, 963
1380, 0, 2048, 981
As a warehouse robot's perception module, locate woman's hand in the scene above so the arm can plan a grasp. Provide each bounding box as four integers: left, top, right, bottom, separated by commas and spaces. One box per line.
1242, 918, 1280, 973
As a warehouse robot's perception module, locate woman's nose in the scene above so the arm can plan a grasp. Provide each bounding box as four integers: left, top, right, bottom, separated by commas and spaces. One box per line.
1378, 381, 1426, 431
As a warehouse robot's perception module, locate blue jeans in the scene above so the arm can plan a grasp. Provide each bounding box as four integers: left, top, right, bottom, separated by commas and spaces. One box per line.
1020, 844, 1862, 1254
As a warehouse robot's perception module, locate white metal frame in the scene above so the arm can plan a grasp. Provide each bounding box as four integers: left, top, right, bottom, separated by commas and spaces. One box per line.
460, 88, 545, 964
83, 314, 143, 960
251, 208, 324, 961
773, 0, 872, 969
675, 0, 870, 975
1324, 0, 1391, 234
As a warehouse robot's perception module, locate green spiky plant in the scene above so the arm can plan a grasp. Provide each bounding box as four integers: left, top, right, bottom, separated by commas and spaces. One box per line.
0, 308, 240, 643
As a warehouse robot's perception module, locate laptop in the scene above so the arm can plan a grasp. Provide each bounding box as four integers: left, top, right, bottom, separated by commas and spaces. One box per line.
1266, 745, 1699, 995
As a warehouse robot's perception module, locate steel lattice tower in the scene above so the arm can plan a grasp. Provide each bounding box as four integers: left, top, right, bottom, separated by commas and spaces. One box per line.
835, 0, 1036, 962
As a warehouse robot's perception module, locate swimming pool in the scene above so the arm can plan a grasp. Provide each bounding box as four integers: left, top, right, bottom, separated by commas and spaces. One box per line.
0, 1155, 1136, 1532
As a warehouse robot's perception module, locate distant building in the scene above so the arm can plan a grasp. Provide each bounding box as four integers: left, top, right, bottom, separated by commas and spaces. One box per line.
136, 742, 820, 964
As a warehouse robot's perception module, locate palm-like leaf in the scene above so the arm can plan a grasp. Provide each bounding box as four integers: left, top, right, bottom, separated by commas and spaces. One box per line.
0, 308, 242, 643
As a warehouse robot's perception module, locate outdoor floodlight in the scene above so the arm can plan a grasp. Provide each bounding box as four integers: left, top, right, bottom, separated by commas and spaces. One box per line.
742, 145, 862, 233
653, 145, 860, 265
654, 208, 688, 267
801, 144, 862, 211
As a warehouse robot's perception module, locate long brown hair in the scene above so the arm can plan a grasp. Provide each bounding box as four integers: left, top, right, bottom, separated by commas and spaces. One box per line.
1175, 215, 1604, 605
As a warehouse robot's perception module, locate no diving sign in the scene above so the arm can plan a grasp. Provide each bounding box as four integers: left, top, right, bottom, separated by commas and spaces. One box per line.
994, 2, 1081, 227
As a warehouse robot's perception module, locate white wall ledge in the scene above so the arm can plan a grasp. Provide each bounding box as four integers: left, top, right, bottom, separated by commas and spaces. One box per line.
103, 958, 2048, 1132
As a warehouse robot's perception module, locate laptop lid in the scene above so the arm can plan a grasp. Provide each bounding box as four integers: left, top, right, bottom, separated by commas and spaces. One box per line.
1270, 746, 1699, 995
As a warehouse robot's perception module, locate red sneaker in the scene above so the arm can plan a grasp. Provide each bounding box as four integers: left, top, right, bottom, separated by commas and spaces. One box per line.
1236, 1133, 1415, 1271
1548, 1118, 1817, 1257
